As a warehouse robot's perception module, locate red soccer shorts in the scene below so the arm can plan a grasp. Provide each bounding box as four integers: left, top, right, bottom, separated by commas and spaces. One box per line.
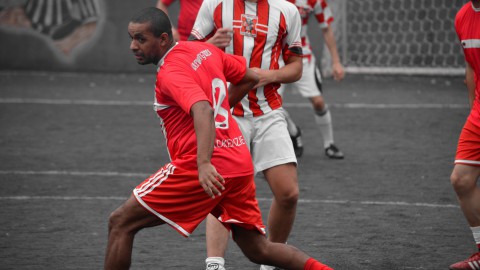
133, 163, 266, 237
455, 119, 480, 166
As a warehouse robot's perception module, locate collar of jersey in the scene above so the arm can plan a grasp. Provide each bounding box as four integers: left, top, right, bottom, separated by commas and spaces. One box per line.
157, 42, 179, 67
472, 2, 480, 12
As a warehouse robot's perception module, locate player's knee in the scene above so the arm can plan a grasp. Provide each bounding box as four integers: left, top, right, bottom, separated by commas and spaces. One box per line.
451, 171, 476, 196
276, 188, 299, 208
310, 96, 325, 111
242, 242, 270, 264
108, 207, 128, 233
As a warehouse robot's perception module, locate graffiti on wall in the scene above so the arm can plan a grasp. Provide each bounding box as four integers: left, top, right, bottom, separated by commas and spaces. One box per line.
0, 0, 102, 61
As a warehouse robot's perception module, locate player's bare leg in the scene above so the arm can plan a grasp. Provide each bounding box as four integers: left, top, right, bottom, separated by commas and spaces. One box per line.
205, 214, 229, 269
450, 164, 480, 269
309, 95, 343, 159
451, 164, 480, 226
232, 225, 332, 270
263, 163, 298, 244
105, 195, 164, 270
205, 164, 298, 269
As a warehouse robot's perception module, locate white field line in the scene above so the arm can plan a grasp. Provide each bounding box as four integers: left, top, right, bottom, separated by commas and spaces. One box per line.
0, 170, 459, 209
0, 98, 469, 109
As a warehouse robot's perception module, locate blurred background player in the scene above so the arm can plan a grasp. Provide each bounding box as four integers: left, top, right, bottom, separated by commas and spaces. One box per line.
189, 0, 304, 269
449, 1, 480, 270
156, 0, 203, 41
279, 0, 345, 159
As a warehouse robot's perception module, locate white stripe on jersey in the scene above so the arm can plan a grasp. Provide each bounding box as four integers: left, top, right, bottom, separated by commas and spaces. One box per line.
462, 39, 480, 49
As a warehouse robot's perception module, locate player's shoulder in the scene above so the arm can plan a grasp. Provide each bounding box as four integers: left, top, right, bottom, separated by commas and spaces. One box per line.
201, 0, 225, 8
267, 0, 301, 22
456, 2, 473, 22
167, 42, 225, 68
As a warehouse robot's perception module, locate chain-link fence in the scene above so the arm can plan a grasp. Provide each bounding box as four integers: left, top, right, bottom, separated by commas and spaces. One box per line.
320, 0, 466, 76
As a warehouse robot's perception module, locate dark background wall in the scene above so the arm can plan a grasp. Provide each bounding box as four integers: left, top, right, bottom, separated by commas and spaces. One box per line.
0, 0, 465, 74
0, 0, 179, 73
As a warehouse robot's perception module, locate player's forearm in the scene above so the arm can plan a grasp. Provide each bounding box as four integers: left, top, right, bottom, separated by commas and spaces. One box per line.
274, 56, 303, 83
191, 101, 216, 166
228, 69, 259, 107
322, 26, 342, 65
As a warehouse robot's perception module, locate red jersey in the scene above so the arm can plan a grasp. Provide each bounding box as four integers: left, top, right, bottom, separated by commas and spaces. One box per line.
455, 2, 480, 127
287, 0, 333, 58
154, 41, 253, 177
161, 0, 203, 41
191, 0, 303, 117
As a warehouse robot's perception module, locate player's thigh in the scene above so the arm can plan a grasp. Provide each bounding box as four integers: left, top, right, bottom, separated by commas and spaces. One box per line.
451, 164, 480, 187
231, 224, 269, 259
263, 162, 298, 199
110, 195, 164, 231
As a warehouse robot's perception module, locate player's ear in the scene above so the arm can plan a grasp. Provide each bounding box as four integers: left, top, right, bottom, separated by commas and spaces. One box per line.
159, 32, 171, 46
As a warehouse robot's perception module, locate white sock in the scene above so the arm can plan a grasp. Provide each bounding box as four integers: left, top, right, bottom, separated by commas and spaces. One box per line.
314, 108, 334, 148
260, 264, 276, 270
471, 226, 480, 247
206, 257, 225, 267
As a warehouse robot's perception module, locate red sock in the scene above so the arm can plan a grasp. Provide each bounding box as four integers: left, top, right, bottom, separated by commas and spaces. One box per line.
304, 258, 333, 270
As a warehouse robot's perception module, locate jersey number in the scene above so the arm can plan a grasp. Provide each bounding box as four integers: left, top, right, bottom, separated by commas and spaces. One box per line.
212, 78, 229, 129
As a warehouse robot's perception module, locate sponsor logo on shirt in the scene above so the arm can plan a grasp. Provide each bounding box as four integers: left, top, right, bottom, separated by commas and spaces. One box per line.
214, 135, 246, 148
240, 14, 258, 37
191, 49, 212, 70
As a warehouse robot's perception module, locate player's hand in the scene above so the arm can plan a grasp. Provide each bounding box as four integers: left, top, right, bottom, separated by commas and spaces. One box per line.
207, 28, 233, 48
198, 163, 225, 199
332, 62, 345, 81
251, 67, 274, 88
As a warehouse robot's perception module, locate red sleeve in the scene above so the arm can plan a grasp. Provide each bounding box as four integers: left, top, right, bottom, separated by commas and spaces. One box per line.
161, 67, 210, 114
222, 54, 247, 85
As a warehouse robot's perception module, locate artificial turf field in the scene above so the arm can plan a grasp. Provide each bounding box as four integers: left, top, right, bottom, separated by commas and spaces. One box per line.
0, 71, 473, 269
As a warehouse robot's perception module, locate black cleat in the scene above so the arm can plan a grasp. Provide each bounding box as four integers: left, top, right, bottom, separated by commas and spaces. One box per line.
325, 144, 344, 159
290, 126, 304, 157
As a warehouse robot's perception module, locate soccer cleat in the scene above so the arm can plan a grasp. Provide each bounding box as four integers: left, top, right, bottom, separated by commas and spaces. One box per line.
290, 126, 304, 157
206, 262, 226, 270
450, 252, 480, 270
325, 144, 344, 159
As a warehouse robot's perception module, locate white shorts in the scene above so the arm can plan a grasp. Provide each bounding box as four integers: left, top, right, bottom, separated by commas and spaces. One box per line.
234, 108, 297, 172
278, 55, 323, 98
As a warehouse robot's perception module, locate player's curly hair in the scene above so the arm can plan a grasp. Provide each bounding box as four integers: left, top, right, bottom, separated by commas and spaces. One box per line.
130, 7, 173, 39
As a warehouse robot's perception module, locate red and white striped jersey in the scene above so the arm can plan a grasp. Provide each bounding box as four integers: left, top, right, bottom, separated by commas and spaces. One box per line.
191, 0, 303, 117
287, 0, 333, 58
455, 2, 480, 127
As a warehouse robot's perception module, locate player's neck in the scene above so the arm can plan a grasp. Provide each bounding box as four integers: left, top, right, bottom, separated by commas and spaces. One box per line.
473, 0, 480, 9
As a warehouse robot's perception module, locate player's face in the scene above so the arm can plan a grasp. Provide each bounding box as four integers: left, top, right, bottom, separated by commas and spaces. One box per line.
128, 22, 161, 65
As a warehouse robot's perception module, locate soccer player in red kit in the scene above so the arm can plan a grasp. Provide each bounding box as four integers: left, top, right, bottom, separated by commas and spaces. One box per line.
190, 1, 305, 269
156, 0, 203, 41
104, 7, 333, 270
450, 1, 480, 269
